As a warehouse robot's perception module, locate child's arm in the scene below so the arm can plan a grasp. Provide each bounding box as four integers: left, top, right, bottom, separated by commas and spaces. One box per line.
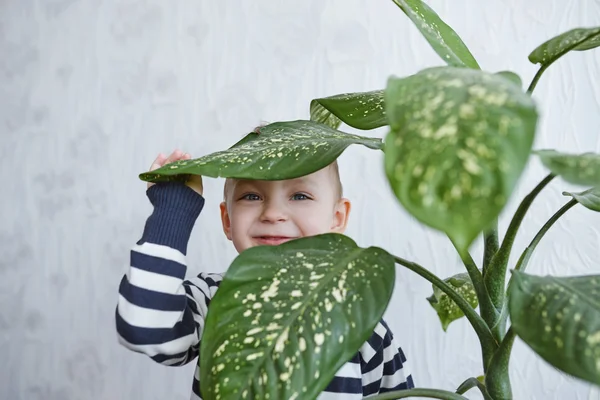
115, 151, 214, 366
360, 320, 414, 396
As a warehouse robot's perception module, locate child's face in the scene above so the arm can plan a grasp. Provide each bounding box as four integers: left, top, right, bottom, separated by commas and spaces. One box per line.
219, 166, 351, 253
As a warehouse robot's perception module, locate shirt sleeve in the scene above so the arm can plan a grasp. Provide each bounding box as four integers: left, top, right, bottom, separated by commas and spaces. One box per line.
115, 182, 223, 366
360, 320, 415, 397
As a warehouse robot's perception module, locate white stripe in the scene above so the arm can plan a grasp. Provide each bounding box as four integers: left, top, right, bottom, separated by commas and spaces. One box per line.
360, 339, 377, 364
332, 359, 361, 378
162, 352, 189, 366
383, 342, 397, 363
117, 332, 198, 358
118, 294, 184, 328
133, 242, 186, 265
381, 367, 408, 389
186, 285, 209, 317
361, 359, 384, 386
317, 391, 362, 399
374, 322, 387, 341
127, 266, 186, 294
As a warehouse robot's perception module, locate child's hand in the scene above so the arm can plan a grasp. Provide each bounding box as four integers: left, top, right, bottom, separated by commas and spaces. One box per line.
147, 149, 204, 196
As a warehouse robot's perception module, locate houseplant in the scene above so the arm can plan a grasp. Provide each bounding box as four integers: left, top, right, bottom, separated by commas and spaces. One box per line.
140, 1, 600, 398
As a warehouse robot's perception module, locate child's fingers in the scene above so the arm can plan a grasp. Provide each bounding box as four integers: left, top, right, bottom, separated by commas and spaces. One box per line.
165, 149, 184, 165
149, 153, 167, 171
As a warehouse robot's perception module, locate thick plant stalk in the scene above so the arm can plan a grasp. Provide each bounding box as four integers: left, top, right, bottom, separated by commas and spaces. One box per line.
485, 328, 516, 400
484, 174, 555, 311
453, 245, 499, 346
483, 221, 499, 274
369, 388, 469, 400
393, 256, 498, 369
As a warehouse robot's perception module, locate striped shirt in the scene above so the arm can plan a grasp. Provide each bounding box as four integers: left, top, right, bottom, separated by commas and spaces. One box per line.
116, 183, 414, 399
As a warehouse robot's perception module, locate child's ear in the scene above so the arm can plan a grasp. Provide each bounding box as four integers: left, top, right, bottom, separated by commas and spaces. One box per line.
220, 202, 233, 241
331, 198, 351, 234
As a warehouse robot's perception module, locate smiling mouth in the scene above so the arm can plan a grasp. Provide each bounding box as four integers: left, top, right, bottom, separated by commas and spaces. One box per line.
254, 236, 297, 245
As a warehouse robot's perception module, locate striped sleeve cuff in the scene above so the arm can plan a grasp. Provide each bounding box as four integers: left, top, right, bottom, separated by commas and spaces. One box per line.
139, 183, 205, 255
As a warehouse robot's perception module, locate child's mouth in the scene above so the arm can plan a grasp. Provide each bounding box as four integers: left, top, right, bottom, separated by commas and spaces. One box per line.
254, 236, 295, 245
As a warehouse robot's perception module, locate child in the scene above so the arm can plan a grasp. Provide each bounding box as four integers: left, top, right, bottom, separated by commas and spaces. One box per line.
116, 148, 414, 399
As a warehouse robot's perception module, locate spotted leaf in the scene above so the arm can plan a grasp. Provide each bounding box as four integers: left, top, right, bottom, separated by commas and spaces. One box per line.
391, 0, 480, 69
509, 271, 600, 386
495, 71, 522, 89
563, 188, 600, 212
139, 120, 382, 182
310, 91, 387, 130
199, 233, 395, 400
427, 272, 478, 331
536, 150, 600, 187
529, 27, 600, 66
384, 67, 538, 253
309, 100, 342, 130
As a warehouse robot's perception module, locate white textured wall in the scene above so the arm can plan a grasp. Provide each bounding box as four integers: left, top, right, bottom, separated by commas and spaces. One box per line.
2, 0, 600, 399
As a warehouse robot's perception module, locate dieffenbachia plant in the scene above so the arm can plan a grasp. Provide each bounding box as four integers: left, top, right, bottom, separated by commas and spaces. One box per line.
140, 1, 600, 399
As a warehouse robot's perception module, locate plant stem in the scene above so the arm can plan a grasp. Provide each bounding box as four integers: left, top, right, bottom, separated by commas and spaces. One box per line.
453, 245, 499, 346
456, 377, 493, 400
514, 198, 578, 273
484, 174, 555, 311
485, 327, 517, 400
483, 221, 499, 275
369, 388, 469, 400
393, 256, 498, 368
526, 65, 548, 94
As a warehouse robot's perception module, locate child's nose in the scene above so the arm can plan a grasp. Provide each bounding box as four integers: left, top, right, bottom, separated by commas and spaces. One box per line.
260, 201, 288, 223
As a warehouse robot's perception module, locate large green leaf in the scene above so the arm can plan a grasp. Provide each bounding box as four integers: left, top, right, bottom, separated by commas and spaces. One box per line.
536, 150, 600, 187
199, 233, 395, 400
139, 120, 382, 182
384, 67, 538, 253
563, 188, 600, 212
529, 27, 600, 66
391, 0, 480, 69
427, 272, 478, 331
310, 91, 387, 130
509, 271, 600, 386
309, 100, 342, 130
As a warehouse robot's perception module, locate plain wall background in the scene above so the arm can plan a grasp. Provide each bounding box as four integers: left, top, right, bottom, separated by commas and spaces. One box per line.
1, 0, 600, 399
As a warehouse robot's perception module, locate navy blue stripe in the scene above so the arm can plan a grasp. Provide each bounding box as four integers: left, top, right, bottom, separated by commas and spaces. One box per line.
383, 349, 404, 376
324, 376, 362, 393
115, 306, 197, 345
119, 276, 187, 312
363, 341, 384, 374
366, 327, 384, 353
398, 346, 407, 363
151, 347, 197, 366
363, 378, 382, 396
130, 250, 186, 279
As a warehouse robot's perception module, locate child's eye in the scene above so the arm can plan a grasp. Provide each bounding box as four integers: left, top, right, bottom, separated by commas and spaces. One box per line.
241, 193, 261, 201
291, 193, 311, 201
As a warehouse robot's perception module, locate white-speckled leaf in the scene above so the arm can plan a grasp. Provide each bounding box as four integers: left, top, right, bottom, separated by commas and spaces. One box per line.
391, 0, 480, 69
495, 71, 523, 89
310, 91, 387, 130
536, 150, 600, 187
199, 233, 395, 400
427, 272, 478, 331
563, 188, 600, 212
384, 67, 538, 253
309, 100, 342, 130
509, 272, 600, 386
139, 120, 382, 182
529, 27, 600, 66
